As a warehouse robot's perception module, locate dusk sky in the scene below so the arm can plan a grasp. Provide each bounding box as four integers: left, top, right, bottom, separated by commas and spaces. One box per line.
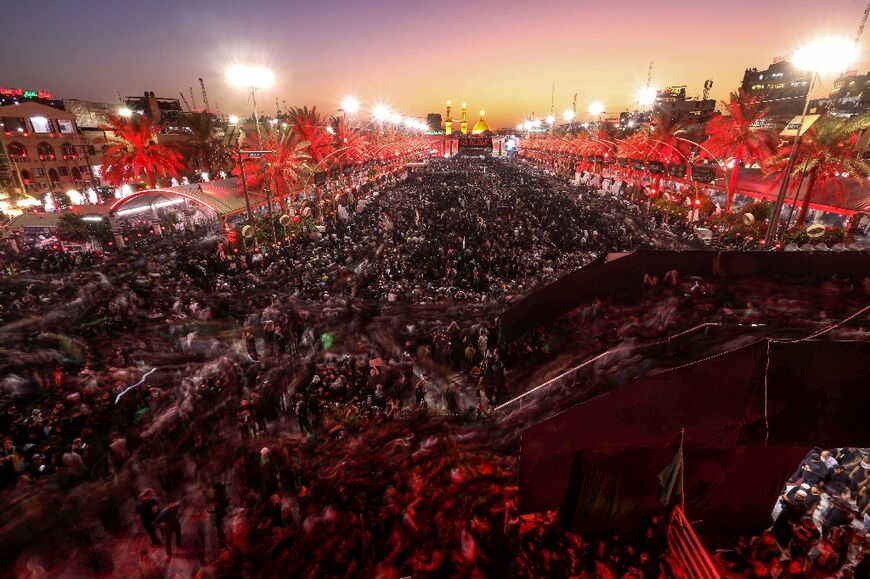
2, 0, 868, 127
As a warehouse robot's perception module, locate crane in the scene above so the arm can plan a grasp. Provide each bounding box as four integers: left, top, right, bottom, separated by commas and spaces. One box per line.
857, 1, 870, 43
198, 78, 210, 112
189, 87, 198, 110
179, 92, 192, 112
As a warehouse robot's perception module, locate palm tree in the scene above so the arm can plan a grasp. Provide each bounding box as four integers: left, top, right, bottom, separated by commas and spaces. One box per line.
703, 90, 778, 212
234, 129, 311, 203
331, 119, 369, 166
767, 114, 870, 225
100, 115, 185, 188
175, 112, 234, 176
57, 212, 91, 242
285, 106, 334, 170
644, 110, 691, 165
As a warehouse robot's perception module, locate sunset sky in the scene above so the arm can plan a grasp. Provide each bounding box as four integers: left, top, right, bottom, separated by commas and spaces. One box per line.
2, 0, 868, 127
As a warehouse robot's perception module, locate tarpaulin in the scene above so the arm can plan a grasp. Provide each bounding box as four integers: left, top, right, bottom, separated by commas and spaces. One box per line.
519, 339, 870, 544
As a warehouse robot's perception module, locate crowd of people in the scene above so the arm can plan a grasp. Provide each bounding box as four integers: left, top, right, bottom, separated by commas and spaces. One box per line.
0, 156, 867, 577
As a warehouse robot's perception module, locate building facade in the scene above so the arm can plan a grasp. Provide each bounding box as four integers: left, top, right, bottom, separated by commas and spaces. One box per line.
741, 60, 811, 121
653, 86, 716, 122
0, 102, 99, 201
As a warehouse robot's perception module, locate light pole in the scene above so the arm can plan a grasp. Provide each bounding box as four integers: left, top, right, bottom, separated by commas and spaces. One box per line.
763, 36, 858, 247
226, 64, 274, 139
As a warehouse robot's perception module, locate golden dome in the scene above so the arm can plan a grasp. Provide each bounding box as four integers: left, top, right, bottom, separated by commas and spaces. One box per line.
471, 110, 490, 135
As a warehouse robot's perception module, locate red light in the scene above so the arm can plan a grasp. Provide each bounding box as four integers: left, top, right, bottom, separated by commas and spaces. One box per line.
694, 199, 701, 206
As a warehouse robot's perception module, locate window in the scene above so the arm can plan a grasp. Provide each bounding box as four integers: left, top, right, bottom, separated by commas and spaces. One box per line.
29, 116, 53, 133
48, 168, 60, 183
2, 117, 27, 133
71, 167, 82, 181
37, 142, 55, 160
57, 167, 69, 177
20, 169, 31, 183
57, 119, 76, 134
61, 143, 77, 158
33, 167, 45, 177
7, 142, 27, 160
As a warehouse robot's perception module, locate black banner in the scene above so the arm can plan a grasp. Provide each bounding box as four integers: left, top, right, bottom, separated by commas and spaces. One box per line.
618, 158, 629, 167
692, 165, 716, 184
648, 161, 665, 174
459, 137, 492, 150
668, 164, 687, 178
631, 159, 645, 171
594, 155, 604, 163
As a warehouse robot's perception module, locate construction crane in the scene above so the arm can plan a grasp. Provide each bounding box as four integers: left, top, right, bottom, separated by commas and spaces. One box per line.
856, 1, 870, 43
189, 87, 198, 110
198, 78, 210, 112
179, 92, 192, 112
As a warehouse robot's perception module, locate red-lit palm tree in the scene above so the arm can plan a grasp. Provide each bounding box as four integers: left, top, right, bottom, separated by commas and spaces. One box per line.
286, 106, 334, 170
234, 129, 312, 201
330, 119, 369, 166
703, 90, 778, 212
767, 114, 870, 225
100, 115, 185, 188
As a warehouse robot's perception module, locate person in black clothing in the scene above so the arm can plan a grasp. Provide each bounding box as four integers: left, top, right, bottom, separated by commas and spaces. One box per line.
136, 488, 162, 547
789, 452, 828, 486
210, 483, 229, 548
152, 501, 182, 558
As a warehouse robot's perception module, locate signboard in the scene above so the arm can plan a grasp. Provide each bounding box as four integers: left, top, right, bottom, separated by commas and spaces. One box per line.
668, 164, 687, 178
780, 115, 820, 138
618, 158, 629, 167
691, 165, 716, 183
632, 159, 645, 171
458, 137, 492, 150
0, 87, 53, 100
0, 141, 20, 190
648, 161, 665, 174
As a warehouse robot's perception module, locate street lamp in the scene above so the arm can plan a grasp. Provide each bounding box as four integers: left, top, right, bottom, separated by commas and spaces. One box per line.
228, 115, 239, 125
372, 104, 390, 122
546, 114, 555, 125
341, 96, 360, 115
226, 64, 274, 138
763, 35, 858, 247
588, 101, 605, 118
636, 87, 657, 109
563, 109, 575, 122
118, 107, 133, 118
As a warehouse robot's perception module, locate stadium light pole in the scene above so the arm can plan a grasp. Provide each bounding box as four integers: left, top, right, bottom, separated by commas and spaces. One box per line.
763, 37, 857, 248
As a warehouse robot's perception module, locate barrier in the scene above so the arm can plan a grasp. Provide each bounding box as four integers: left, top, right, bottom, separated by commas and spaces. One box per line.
668, 506, 719, 579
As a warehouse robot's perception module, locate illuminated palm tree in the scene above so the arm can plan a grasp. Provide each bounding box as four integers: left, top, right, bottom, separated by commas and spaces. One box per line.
286, 106, 334, 169
703, 90, 778, 212
767, 114, 870, 225
175, 112, 234, 176
100, 115, 185, 188
234, 129, 312, 202
331, 119, 369, 166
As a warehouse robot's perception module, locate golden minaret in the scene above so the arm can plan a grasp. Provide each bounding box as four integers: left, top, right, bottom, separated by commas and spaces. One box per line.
460, 102, 468, 135
444, 100, 453, 135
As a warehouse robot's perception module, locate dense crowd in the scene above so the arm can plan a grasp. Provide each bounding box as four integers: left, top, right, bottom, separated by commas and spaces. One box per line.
0, 156, 867, 578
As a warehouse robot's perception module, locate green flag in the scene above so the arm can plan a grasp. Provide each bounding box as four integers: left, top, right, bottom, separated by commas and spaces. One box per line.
657, 446, 684, 507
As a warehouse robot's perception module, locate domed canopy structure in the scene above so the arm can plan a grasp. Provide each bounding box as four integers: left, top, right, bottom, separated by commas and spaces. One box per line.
471, 110, 491, 135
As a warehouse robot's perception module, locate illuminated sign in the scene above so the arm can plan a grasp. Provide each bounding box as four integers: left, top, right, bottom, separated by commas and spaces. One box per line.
668, 164, 687, 178
458, 137, 492, 150
0, 87, 54, 100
